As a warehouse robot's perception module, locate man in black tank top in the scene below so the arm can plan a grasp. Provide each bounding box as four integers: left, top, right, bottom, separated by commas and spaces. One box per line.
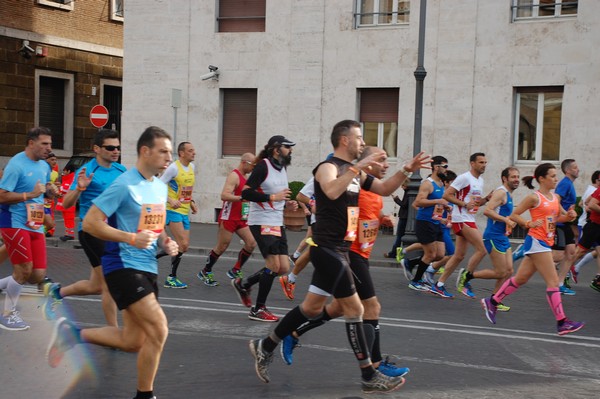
248, 119, 429, 394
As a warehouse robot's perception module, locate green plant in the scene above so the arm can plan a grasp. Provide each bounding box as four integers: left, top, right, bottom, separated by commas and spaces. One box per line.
288, 181, 305, 201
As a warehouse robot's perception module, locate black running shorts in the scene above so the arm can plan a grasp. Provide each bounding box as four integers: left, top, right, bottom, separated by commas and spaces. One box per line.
104, 268, 158, 310
349, 251, 376, 300
78, 230, 106, 268
309, 245, 356, 299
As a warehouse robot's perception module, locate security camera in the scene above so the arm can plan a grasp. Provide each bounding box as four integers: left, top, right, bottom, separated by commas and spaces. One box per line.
21, 40, 34, 53
200, 66, 220, 81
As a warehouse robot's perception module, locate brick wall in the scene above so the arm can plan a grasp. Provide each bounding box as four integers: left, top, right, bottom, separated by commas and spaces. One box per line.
1, 0, 122, 48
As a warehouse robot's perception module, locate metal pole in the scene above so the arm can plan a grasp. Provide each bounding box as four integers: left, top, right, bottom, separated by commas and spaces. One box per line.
401, 0, 427, 246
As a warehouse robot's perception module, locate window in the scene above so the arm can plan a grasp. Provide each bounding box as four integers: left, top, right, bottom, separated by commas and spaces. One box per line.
35, 70, 74, 156
37, 0, 74, 11
218, 0, 266, 33
514, 87, 563, 163
359, 88, 399, 159
111, 0, 124, 22
355, 0, 410, 28
222, 89, 257, 156
100, 79, 123, 132
511, 0, 577, 21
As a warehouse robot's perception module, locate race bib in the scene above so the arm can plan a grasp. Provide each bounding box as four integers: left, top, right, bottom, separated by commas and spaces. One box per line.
241, 201, 250, 221
260, 225, 281, 237
137, 203, 166, 233
344, 206, 359, 241
358, 219, 379, 251
179, 186, 193, 204
26, 203, 44, 229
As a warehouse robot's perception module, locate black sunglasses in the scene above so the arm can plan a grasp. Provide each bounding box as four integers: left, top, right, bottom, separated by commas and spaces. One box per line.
435, 164, 449, 168
102, 145, 121, 151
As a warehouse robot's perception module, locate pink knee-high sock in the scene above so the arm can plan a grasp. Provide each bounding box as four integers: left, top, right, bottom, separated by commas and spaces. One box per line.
492, 277, 520, 303
546, 287, 566, 321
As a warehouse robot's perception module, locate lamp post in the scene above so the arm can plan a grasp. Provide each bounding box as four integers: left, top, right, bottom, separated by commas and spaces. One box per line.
401, 0, 427, 246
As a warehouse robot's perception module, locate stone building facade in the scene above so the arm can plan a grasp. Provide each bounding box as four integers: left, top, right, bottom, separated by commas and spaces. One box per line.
120, 0, 598, 222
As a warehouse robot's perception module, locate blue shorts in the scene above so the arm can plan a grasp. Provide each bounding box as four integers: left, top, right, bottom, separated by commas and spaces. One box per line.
483, 236, 511, 254
523, 235, 552, 255
443, 228, 455, 256
166, 210, 190, 230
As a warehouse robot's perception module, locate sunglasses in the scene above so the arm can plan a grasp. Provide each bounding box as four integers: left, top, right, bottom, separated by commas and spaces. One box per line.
243, 160, 255, 166
102, 145, 121, 151
436, 164, 449, 168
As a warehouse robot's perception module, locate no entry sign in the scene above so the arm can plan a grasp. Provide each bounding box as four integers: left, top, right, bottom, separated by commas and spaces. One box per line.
90, 104, 109, 128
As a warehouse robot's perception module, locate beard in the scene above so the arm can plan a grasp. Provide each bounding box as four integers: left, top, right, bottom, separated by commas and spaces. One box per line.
437, 172, 447, 181
281, 153, 292, 167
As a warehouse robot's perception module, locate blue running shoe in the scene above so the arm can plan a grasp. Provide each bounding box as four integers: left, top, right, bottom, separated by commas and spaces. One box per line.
377, 357, 410, 377
430, 284, 454, 298
559, 285, 576, 296
408, 280, 429, 292
42, 282, 62, 321
461, 281, 476, 298
280, 335, 300, 365
512, 243, 525, 261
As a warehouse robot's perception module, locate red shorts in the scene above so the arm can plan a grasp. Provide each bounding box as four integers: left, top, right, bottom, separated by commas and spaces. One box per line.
451, 222, 478, 237
0, 228, 47, 269
219, 219, 248, 233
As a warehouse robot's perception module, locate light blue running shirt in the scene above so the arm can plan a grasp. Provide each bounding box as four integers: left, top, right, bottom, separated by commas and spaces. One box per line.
92, 168, 168, 275
0, 152, 51, 232
70, 157, 127, 231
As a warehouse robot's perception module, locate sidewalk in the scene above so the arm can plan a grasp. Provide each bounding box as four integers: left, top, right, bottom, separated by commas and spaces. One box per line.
46, 221, 403, 268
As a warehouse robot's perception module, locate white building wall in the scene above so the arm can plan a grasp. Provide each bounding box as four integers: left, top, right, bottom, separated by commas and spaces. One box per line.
123, 0, 600, 222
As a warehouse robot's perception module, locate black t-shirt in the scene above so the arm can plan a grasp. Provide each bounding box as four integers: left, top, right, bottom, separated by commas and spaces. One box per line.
312, 157, 362, 250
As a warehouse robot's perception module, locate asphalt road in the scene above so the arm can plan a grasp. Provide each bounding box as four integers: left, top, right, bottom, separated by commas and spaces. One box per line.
1, 240, 600, 399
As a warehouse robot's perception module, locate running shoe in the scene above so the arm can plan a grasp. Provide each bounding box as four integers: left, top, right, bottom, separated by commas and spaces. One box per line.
496, 302, 511, 312
42, 282, 63, 320
0, 310, 30, 331
401, 259, 413, 281
408, 280, 429, 292
279, 275, 295, 300
226, 268, 244, 279
461, 281, 476, 298
481, 297, 497, 324
557, 319, 585, 336
563, 276, 572, 289
197, 270, 219, 287
289, 255, 298, 267
512, 243, 525, 261
361, 370, 405, 394
249, 339, 273, 383
231, 278, 252, 307
248, 307, 279, 322
430, 284, 454, 298
47, 317, 79, 367
436, 267, 445, 275
456, 267, 467, 291
423, 268, 436, 286
164, 276, 188, 289
37, 276, 53, 292
395, 247, 405, 262
559, 285, 576, 296
280, 335, 300, 365
569, 265, 578, 284
591, 279, 600, 293
377, 357, 410, 378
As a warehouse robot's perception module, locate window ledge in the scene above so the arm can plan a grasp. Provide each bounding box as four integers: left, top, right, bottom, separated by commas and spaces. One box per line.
37, 0, 74, 11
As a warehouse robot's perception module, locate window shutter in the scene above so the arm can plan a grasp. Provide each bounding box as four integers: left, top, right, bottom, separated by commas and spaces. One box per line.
39, 76, 65, 150
219, 0, 266, 32
360, 88, 399, 122
222, 89, 257, 156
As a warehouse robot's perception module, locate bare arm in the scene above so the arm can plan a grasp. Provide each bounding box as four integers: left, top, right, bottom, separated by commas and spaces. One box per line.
509, 193, 540, 229
0, 181, 46, 205
484, 189, 517, 228
589, 197, 600, 214
220, 171, 241, 202
413, 180, 446, 208
368, 151, 431, 196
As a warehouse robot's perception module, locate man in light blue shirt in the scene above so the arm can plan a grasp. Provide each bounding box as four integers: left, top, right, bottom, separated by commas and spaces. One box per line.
47, 126, 179, 399
0, 127, 58, 331
42, 129, 127, 326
